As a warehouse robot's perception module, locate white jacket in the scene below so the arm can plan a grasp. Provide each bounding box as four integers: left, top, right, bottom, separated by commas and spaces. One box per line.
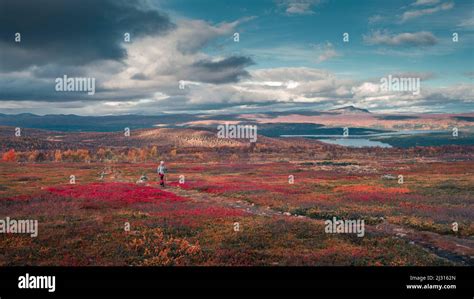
157, 165, 166, 174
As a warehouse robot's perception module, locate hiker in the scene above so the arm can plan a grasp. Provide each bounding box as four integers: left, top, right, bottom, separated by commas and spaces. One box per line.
157, 161, 167, 187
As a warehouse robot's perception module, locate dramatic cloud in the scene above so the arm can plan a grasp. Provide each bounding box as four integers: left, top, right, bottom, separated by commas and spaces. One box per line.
0, 1, 256, 104
0, 0, 471, 115
0, 0, 174, 72
224, 67, 353, 103
173, 18, 254, 54
363, 31, 438, 47
97, 17, 255, 98
190, 56, 254, 84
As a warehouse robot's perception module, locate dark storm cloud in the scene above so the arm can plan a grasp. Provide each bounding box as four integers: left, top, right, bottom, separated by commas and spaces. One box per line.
0, 75, 152, 102
0, 0, 174, 72
30, 64, 90, 78
189, 56, 255, 84
0, 76, 58, 100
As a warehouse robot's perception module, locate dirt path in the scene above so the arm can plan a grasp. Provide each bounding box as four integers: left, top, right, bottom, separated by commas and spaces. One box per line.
367, 222, 474, 266
167, 185, 474, 266
168, 185, 285, 217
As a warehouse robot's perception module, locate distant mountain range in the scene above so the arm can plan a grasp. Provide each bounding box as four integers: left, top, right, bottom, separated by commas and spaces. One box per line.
0, 108, 473, 133
1, 106, 473, 150
0, 113, 198, 132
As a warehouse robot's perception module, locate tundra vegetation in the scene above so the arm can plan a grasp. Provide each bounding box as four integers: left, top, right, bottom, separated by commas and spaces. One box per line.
0, 127, 472, 266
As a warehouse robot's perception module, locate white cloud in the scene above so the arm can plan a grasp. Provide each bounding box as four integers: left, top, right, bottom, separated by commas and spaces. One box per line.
0, 13, 471, 115
364, 30, 438, 47
100, 17, 254, 98
434, 84, 474, 102
351, 82, 381, 97
401, 1, 454, 22
411, 0, 440, 6
278, 0, 322, 15
3, 65, 472, 115
1, 2, 472, 116
314, 42, 340, 62
458, 17, 474, 29
368, 15, 384, 24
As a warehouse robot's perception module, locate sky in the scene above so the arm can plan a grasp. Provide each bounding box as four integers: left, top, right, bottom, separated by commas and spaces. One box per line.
0, 0, 473, 115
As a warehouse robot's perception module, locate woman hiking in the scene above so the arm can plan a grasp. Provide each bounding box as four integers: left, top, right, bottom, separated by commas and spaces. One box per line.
157, 161, 167, 187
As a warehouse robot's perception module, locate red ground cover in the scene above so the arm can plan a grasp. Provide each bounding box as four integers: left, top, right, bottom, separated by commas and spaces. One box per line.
151, 206, 246, 218
334, 184, 410, 202
169, 180, 300, 195
46, 182, 187, 204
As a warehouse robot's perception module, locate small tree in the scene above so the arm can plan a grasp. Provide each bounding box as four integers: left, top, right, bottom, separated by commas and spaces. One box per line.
28, 150, 40, 162
96, 148, 106, 161
127, 148, 137, 162
139, 148, 148, 162
150, 146, 158, 160
170, 148, 177, 157
54, 150, 62, 162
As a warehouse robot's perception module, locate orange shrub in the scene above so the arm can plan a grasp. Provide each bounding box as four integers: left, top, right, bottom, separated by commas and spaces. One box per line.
2, 149, 17, 162
333, 185, 410, 194
54, 150, 62, 162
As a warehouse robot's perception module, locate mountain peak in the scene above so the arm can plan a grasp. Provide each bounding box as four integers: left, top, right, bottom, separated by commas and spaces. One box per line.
329, 106, 371, 114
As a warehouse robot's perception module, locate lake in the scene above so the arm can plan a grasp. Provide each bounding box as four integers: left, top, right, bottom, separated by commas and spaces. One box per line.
280, 130, 448, 148
315, 138, 392, 148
